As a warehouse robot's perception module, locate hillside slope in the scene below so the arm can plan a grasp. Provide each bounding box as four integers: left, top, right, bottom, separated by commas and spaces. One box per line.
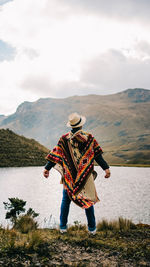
0, 88, 150, 165
0, 129, 48, 167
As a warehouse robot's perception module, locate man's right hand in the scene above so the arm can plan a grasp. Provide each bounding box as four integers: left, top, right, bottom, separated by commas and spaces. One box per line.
43, 169, 49, 178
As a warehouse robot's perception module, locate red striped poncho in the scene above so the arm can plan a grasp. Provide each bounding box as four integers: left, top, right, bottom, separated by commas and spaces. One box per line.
46, 131, 103, 209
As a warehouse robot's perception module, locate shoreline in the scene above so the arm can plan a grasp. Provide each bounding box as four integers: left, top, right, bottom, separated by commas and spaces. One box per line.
0, 164, 150, 168
110, 164, 150, 167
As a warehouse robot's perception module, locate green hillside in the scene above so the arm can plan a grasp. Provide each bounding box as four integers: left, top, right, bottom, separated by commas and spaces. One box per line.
0, 129, 49, 167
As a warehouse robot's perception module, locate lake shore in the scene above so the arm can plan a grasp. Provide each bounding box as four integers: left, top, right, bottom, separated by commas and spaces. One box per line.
100, 163, 150, 168
1, 163, 150, 168
110, 164, 150, 168
0, 221, 150, 267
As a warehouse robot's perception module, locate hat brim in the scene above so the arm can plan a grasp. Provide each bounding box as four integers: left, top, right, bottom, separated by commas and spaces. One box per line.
67, 116, 86, 128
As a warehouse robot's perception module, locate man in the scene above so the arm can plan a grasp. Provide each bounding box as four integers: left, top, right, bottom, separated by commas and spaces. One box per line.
43, 112, 110, 234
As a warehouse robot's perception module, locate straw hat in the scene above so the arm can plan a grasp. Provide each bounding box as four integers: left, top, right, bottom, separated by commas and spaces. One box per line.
67, 112, 86, 128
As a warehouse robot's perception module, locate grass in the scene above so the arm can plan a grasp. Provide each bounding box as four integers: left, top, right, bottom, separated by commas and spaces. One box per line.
0, 218, 150, 266
97, 217, 136, 232
0, 129, 48, 167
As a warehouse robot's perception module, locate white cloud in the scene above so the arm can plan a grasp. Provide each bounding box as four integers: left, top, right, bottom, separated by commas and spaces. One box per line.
80, 49, 150, 93
60, 0, 150, 24
0, 0, 150, 114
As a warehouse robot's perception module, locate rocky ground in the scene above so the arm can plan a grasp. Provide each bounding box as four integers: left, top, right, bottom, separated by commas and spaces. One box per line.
0, 240, 149, 267
0, 238, 150, 266
0, 223, 150, 266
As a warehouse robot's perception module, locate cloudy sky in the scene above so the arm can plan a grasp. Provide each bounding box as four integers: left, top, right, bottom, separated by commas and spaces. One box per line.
0, 0, 150, 115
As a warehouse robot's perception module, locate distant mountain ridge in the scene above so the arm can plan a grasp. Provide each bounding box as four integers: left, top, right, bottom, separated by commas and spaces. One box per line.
0, 88, 150, 165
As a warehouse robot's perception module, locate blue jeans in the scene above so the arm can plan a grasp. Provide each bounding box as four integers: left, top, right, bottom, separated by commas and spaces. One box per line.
60, 189, 96, 231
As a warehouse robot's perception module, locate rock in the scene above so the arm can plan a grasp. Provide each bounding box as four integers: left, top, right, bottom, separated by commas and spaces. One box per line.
100, 259, 118, 267
138, 261, 148, 266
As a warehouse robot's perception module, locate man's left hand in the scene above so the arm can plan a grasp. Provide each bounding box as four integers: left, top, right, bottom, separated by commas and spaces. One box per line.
105, 169, 111, 178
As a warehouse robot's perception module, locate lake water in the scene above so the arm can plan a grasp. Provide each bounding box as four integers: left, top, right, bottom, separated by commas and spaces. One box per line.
0, 166, 150, 228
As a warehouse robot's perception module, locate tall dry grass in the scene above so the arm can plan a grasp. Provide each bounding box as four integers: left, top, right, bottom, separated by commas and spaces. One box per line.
97, 217, 136, 232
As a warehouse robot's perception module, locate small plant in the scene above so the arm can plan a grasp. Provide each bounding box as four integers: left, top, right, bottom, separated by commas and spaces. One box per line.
15, 215, 38, 233
26, 208, 39, 218
68, 221, 86, 234
74, 220, 81, 228
3, 198, 39, 233
3, 198, 26, 226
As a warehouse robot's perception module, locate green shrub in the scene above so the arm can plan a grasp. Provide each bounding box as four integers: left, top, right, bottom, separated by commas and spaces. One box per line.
3, 198, 39, 230
15, 215, 38, 233
3, 198, 26, 226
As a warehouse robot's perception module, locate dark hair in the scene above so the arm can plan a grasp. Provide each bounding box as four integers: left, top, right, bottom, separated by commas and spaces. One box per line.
71, 126, 82, 133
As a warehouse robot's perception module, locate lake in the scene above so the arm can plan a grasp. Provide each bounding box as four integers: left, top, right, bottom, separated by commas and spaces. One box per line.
0, 166, 150, 228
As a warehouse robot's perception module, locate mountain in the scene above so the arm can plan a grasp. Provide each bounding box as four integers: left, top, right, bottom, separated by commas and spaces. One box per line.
0, 88, 150, 165
0, 115, 6, 123
0, 129, 48, 167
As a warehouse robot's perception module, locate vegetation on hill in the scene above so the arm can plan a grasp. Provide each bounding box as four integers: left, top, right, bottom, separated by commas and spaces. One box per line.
0, 129, 48, 167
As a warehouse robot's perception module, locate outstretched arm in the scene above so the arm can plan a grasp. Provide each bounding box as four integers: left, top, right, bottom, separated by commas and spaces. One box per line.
43, 161, 56, 178
95, 154, 111, 178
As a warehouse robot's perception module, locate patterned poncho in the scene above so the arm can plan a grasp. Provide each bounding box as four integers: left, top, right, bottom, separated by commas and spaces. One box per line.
46, 130, 103, 209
